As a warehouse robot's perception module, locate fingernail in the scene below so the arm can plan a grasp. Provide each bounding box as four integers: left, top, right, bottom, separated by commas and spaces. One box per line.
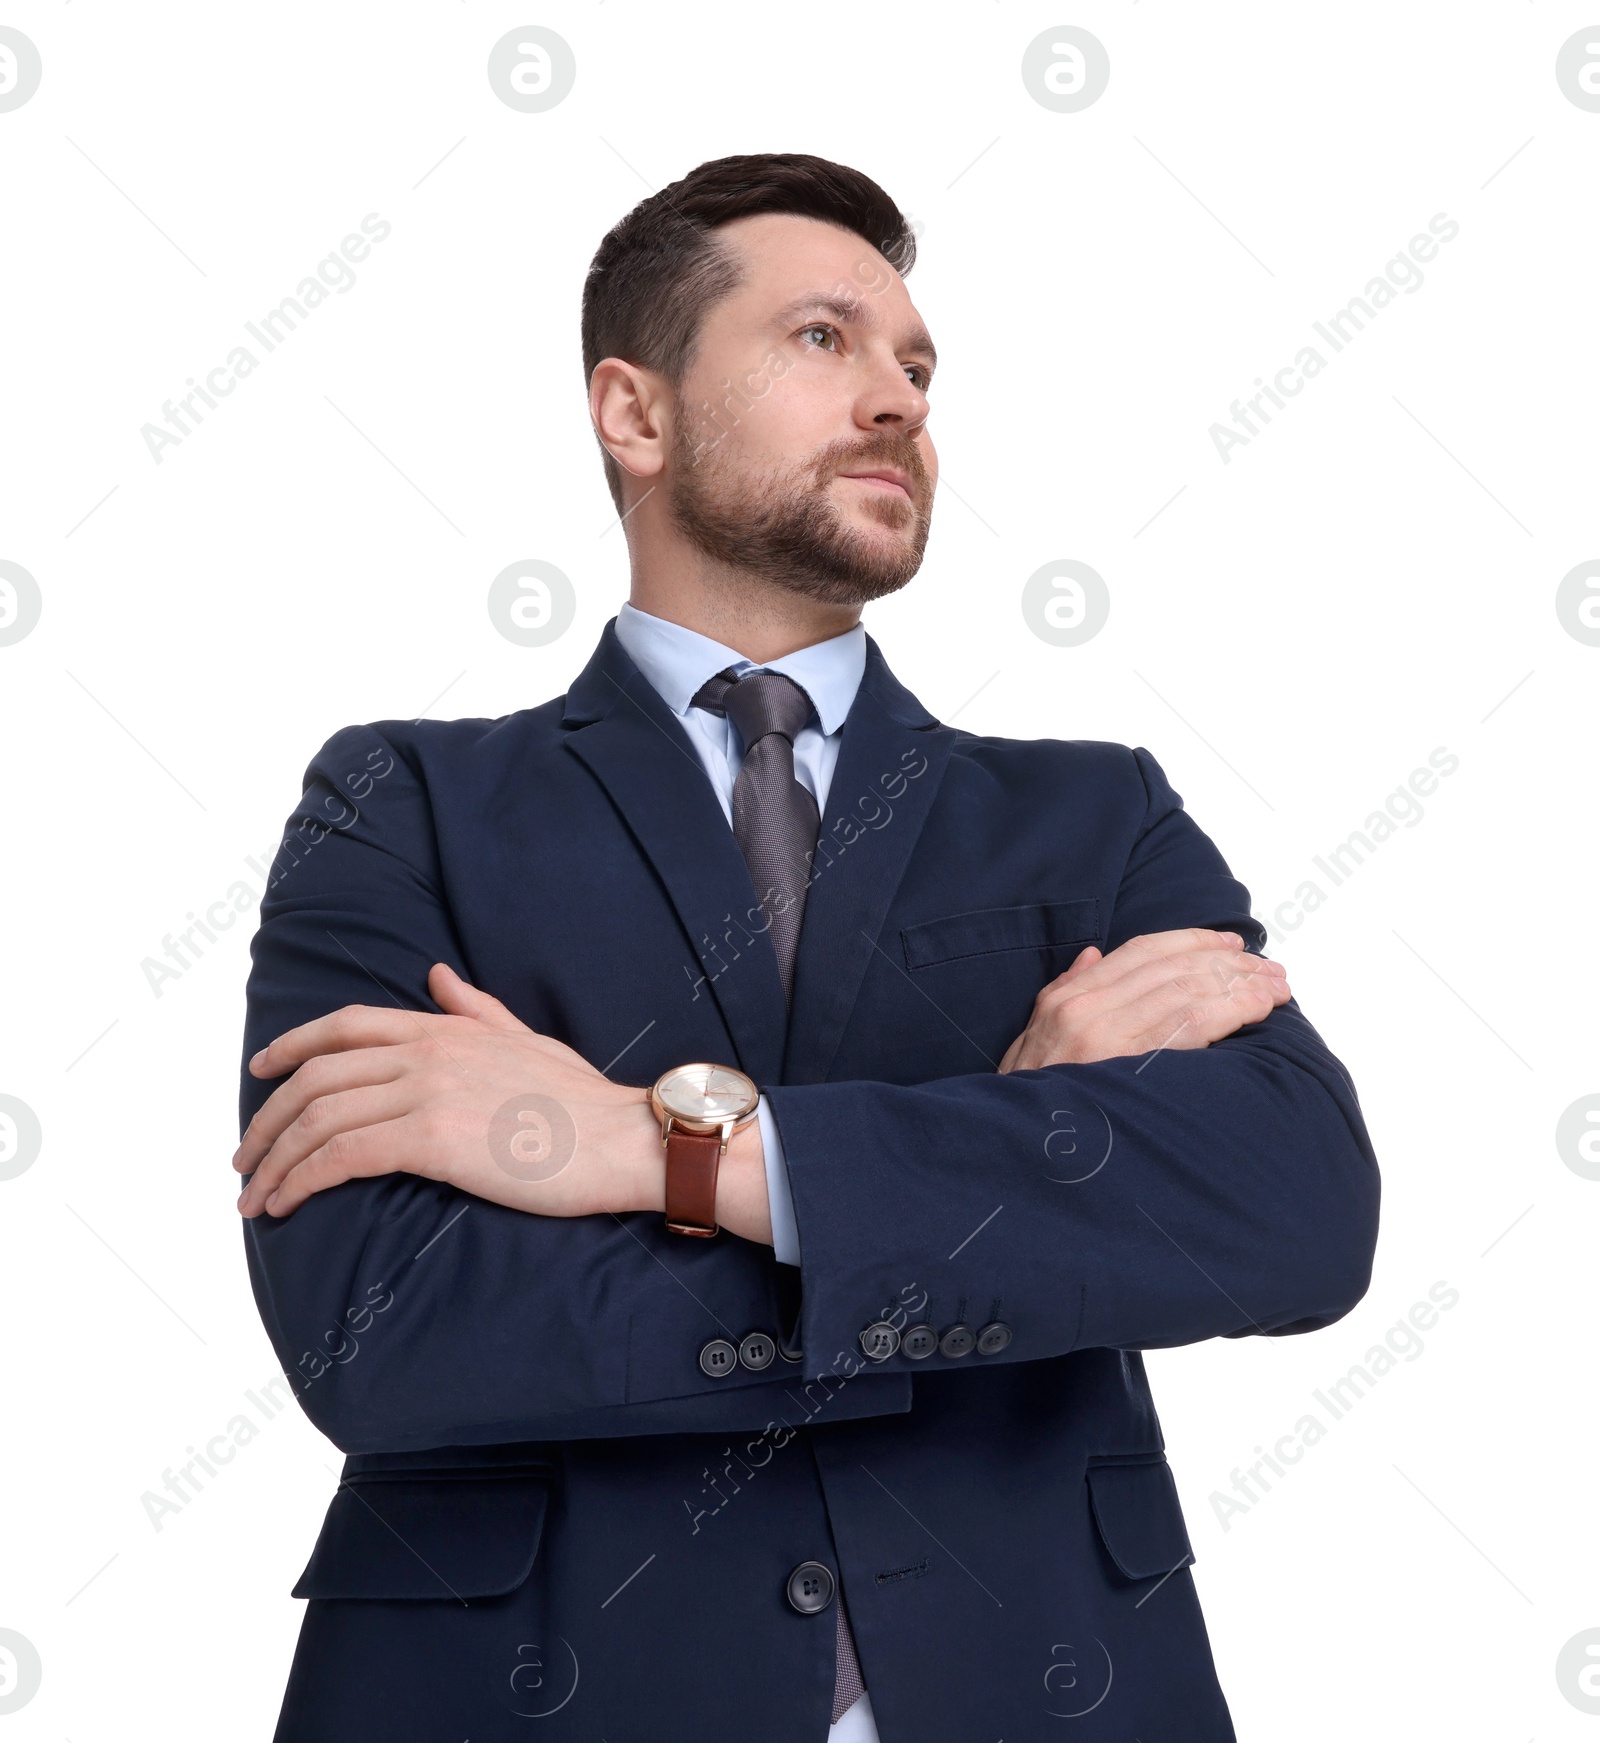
236, 1190, 250, 1212
249, 1049, 267, 1071
264, 1190, 280, 1214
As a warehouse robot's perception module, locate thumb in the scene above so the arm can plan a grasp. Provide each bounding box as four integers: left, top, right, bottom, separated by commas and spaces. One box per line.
1062, 944, 1102, 982
428, 962, 532, 1033
1036, 944, 1102, 1001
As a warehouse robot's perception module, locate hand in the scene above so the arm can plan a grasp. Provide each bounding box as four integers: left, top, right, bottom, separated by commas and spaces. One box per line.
998, 928, 1290, 1074
234, 965, 772, 1239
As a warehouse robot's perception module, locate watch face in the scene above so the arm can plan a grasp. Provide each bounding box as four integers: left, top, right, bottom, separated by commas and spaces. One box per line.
655, 1063, 758, 1127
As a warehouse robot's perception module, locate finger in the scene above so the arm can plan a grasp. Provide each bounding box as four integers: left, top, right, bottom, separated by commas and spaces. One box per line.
1037, 957, 1281, 1062
1136, 943, 1281, 1002
234, 1046, 410, 1171
1228, 952, 1291, 1001
1041, 941, 1278, 1018
1009, 946, 1285, 1070
257, 1113, 438, 1218
1098, 928, 1246, 972
250, 1003, 459, 1079
1120, 967, 1287, 1053
1039, 931, 1245, 1004
1027, 945, 1105, 1011
428, 963, 534, 1035
1031, 941, 1153, 1008
238, 1082, 417, 1213
1199, 950, 1289, 1001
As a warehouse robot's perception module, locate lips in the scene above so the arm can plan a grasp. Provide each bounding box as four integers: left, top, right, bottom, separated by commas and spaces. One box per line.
838, 469, 914, 499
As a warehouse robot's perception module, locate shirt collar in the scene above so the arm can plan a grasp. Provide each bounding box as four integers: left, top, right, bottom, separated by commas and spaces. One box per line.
614, 601, 866, 736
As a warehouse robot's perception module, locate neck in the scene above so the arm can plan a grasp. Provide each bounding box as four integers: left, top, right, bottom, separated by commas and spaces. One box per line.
627, 553, 861, 666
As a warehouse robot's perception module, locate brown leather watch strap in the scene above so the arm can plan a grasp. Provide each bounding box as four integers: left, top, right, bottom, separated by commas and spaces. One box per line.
663, 1127, 723, 1236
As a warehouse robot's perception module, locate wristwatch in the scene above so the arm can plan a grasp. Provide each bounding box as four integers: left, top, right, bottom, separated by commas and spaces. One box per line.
650, 1062, 760, 1237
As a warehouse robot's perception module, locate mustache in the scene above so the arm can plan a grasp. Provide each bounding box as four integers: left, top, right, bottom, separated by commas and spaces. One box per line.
810, 433, 931, 498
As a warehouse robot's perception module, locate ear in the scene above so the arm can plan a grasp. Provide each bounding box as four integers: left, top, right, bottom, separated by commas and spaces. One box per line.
589, 357, 670, 486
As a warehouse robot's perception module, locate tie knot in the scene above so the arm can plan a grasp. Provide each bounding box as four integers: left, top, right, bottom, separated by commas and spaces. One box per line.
693, 667, 815, 748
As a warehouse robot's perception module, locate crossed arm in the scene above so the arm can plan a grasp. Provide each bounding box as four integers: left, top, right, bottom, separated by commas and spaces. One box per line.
232, 728, 1377, 1452
234, 929, 1292, 1237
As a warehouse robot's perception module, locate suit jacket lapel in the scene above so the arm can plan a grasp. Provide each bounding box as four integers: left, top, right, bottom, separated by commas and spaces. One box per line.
562, 621, 953, 1090
782, 636, 954, 1084
562, 623, 789, 1086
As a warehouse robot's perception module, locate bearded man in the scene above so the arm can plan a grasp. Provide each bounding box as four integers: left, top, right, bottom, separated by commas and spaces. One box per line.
235, 152, 1379, 1742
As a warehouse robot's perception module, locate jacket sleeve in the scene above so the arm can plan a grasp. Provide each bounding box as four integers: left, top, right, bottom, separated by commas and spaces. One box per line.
764, 746, 1381, 1369
237, 725, 892, 1456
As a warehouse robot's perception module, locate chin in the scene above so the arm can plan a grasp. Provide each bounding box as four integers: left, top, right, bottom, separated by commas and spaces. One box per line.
840, 495, 918, 540
833, 481, 914, 521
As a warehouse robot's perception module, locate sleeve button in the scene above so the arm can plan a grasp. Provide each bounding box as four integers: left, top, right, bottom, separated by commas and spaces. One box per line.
859, 1321, 901, 1361
699, 1338, 738, 1377
738, 1331, 775, 1371
938, 1323, 976, 1358
900, 1323, 939, 1359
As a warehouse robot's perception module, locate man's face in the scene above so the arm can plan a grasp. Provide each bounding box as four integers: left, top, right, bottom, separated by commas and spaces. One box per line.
667, 212, 938, 608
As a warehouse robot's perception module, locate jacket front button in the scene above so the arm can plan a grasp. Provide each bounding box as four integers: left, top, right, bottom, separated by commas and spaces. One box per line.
939, 1322, 976, 1357
859, 1321, 900, 1361
785, 1560, 836, 1615
901, 1323, 938, 1359
699, 1338, 738, 1378
976, 1320, 1012, 1354
738, 1331, 775, 1371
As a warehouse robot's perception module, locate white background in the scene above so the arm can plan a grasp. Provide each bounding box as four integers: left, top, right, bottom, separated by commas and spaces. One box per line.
1, 3, 1597, 1737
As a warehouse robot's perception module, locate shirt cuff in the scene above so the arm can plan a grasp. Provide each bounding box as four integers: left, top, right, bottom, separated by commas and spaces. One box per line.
757, 1096, 802, 1267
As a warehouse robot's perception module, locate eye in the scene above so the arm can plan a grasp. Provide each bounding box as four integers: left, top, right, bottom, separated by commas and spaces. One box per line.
904, 364, 932, 391
797, 322, 839, 352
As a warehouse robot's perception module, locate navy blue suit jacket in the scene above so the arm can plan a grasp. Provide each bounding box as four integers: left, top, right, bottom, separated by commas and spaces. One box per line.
240, 620, 1379, 1741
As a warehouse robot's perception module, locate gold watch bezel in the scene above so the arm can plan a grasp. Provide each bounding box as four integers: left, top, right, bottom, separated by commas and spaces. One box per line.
649, 1062, 760, 1141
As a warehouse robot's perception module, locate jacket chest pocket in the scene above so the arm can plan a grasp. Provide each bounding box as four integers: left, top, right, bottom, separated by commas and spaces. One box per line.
900, 899, 1101, 973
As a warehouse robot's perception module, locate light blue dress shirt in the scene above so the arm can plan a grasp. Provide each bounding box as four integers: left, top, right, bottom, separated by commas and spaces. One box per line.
613, 601, 867, 1269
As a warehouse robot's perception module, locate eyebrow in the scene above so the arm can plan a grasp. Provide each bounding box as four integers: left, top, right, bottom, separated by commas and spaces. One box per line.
771, 291, 938, 369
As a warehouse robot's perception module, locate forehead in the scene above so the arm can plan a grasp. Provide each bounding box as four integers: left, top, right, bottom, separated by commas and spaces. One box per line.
711, 211, 928, 339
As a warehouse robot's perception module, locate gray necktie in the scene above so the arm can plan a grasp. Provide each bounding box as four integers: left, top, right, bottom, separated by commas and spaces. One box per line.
692, 667, 867, 1721
691, 668, 822, 1003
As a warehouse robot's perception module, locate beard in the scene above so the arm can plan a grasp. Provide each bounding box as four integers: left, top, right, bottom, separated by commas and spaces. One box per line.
668, 422, 934, 608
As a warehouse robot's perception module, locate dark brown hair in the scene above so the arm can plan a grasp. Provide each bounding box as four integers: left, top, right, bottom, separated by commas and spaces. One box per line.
581, 152, 916, 510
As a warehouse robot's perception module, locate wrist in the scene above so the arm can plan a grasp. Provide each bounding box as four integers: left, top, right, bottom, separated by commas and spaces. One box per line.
713, 1115, 771, 1245
616, 1092, 666, 1215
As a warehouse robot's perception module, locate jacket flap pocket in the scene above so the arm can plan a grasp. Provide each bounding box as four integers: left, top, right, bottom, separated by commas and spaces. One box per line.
292, 1473, 550, 1600
901, 899, 1100, 970
1085, 1459, 1195, 1581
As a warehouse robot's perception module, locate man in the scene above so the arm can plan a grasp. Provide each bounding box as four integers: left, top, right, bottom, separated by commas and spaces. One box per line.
235, 154, 1379, 1741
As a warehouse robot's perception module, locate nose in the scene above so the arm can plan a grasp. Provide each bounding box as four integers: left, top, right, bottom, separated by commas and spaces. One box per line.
855, 354, 929, 437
